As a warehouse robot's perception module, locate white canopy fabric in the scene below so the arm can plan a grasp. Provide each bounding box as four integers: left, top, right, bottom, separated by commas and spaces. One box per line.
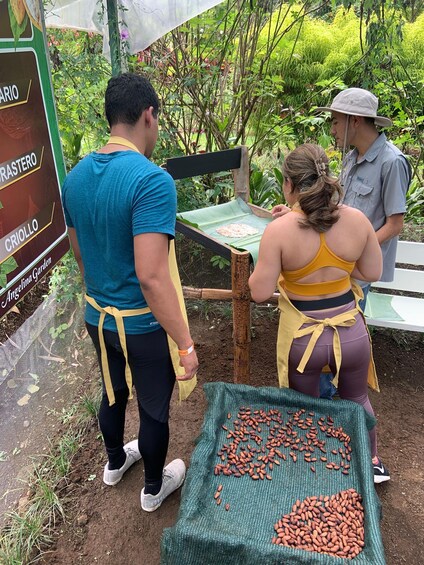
45, 0, 224, 58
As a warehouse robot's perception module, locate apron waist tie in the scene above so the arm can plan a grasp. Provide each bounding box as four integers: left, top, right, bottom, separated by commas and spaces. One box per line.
85, 294, 151, 406
293, 308, 358, 380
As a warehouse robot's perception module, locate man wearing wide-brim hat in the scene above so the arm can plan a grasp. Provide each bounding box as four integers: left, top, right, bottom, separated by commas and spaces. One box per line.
316, 87, 411, 291
314, 88, 411, 430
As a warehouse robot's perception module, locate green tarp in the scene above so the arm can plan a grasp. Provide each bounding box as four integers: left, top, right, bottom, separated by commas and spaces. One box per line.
161, 383, 385, 565
365, 292, 404, 322
177, 198, 271, 264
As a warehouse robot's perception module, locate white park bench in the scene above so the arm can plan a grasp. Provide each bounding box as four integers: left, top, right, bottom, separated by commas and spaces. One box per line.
364, 240, 424, 332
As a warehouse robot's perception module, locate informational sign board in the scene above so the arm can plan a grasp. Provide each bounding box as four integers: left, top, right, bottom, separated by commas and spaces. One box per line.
0, 0, 69, 318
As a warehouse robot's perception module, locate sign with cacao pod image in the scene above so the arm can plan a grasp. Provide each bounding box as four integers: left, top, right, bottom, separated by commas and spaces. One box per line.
0, 0, 69, 318
6, 0, 42, 38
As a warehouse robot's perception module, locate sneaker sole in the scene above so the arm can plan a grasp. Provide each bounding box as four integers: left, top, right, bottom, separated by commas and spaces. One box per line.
103, 476, 124, 487
141, 474, 185, 512
103, 462, 142, 486
374, 475, 390, 484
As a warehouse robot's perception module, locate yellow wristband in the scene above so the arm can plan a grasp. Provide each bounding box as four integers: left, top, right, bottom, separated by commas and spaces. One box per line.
178, 343, 195, 356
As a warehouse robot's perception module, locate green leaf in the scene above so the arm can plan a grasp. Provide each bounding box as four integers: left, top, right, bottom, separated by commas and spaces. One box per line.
216, 117, 229, 132
0, 256, 18, 288
273, 168, 284, 186
318, 133, 332, 149
2, 256, 18, 273
8, 2, 28, 43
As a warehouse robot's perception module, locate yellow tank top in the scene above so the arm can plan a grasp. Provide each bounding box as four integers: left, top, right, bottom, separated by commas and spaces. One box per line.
282, 232, 355, 296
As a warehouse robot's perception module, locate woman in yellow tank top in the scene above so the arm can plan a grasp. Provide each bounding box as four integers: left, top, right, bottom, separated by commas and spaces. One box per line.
249, 143, 390, 484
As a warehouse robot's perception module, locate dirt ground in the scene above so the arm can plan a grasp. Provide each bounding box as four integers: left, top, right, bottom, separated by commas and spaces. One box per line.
31, 306, 424, 565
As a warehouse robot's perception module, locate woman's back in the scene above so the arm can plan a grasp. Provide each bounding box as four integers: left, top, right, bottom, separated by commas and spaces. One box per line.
278, 205, 370, 299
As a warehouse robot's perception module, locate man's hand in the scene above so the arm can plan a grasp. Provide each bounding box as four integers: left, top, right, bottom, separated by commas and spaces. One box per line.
271, 204, 291, 219
375, 213, 404, 245
177, 350, 199, 381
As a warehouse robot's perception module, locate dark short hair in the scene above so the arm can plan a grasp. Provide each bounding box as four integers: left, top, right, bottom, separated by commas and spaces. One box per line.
105, 73, 160, 127
364, 116, 377, 127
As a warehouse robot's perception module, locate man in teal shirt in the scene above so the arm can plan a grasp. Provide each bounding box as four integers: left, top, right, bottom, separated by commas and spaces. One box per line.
63, 73, 198, 510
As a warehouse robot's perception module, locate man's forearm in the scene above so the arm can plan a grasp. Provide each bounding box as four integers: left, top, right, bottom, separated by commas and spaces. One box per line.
375, 214, 404, 245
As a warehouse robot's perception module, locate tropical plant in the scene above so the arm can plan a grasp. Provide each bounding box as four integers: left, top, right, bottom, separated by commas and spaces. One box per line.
405, 178, 424, 223
48, 30, 110, 167
129, 1, 341, 157
249, 164, 284, 209
47, 250, 83, 312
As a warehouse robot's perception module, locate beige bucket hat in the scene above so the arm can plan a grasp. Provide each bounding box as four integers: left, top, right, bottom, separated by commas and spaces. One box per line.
315, 88, 393, 128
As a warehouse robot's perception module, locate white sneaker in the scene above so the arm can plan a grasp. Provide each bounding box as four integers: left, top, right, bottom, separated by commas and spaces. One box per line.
103, 439, 142, 486
140, 459, 186, 512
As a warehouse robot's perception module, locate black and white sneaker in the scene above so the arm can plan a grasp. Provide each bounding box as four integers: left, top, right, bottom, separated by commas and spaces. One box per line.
373, 458, 390, 484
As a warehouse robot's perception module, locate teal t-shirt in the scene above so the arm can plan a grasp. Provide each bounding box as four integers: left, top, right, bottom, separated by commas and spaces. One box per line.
62, 150, 176, 334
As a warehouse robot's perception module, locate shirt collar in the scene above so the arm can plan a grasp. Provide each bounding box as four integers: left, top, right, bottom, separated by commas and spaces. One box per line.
355, 132, 387, 164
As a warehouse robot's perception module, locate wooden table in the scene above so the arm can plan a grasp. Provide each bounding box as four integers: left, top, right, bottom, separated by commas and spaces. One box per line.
166, 147, 272, 384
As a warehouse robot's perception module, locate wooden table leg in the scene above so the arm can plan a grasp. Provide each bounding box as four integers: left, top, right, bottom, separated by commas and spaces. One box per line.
231, 249, 251, 384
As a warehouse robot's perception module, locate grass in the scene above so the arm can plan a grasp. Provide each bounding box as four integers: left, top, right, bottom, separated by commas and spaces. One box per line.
46, 430, 84, 478
186, 299, 233, 321
0, 384, 101, 564
79, 388, 102, 420
187, 296, 280, 325
0, 511, 52, 564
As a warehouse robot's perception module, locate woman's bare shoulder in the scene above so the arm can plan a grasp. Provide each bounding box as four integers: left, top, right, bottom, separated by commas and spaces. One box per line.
339, 204, 366, 218
337, 205, 373, 235
271, 210, 302, 226
338, 204, 367, 221
263, 210, 301, 240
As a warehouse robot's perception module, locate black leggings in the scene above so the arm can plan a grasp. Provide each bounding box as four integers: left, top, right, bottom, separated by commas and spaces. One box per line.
87, 324, 176, 484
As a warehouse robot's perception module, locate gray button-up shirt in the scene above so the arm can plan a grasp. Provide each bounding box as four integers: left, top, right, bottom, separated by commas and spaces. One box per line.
340, 133, 411, 282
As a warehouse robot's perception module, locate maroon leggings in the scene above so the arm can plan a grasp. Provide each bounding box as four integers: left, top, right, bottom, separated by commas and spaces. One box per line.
288, 301, 377, 457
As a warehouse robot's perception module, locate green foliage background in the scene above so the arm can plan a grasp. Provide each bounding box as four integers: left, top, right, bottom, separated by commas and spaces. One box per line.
47, 1, 423, 219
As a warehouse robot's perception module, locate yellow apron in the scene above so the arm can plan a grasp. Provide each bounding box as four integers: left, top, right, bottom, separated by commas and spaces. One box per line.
86, 137, 197, 406
276, 277, 379, 392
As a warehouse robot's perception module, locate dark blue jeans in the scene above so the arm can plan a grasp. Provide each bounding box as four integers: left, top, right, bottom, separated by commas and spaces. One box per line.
319, 284, 371, 399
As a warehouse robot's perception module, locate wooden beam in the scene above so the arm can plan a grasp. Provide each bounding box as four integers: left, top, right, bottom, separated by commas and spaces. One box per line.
182, 285, 279, 304
183, 287, 233, 300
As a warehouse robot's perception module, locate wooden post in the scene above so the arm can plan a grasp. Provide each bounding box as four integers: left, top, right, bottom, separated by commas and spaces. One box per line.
106, 0, 122, 76
231, 249, 251, 384
233, 145, 249, 202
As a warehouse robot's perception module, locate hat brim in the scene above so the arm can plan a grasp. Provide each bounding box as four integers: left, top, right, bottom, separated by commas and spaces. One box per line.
314, 106, 392, 128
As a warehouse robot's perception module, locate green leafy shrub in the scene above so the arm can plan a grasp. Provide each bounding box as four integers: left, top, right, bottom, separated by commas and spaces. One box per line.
249, 164, 284, 209
405, 178, 424, 224
401, 13, 424, 71
48, 30, 110, 168
48, 251, 83, 312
